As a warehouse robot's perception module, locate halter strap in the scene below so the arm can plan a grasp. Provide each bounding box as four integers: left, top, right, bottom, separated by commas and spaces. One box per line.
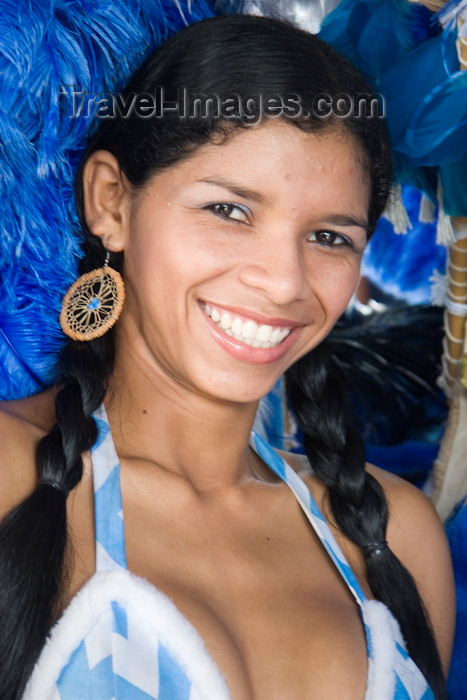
249, 430, 367, 607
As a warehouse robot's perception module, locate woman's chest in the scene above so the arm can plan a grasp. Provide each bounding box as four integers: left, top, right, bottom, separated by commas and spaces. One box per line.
121, 500, 369, 700
139, 571, 369, 700
65, 461, 371, 700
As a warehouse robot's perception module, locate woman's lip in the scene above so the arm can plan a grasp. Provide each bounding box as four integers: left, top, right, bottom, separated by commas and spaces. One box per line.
198, 302, 302, 365
198, 300, 302, 328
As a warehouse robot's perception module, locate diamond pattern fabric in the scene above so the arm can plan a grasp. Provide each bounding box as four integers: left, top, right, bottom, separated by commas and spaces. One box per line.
25, 408, 434, 700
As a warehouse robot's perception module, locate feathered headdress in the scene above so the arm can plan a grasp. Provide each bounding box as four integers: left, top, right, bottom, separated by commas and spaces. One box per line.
0, 0, 214, 399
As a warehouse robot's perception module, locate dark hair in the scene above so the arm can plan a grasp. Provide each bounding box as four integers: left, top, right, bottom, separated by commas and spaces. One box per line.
76, 14, 391, 235
0, 14, 445, 699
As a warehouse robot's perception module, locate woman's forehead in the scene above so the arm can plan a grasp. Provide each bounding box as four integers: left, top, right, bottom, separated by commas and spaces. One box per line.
134, 120, 371, 226
147, 119, 367, 182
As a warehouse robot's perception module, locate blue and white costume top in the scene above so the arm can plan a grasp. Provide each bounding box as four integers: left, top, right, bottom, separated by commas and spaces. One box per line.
25, 407, 435, 700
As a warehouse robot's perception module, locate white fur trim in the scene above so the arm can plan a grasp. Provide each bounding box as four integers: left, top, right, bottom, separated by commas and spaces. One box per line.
24, 569, 232, 700
363, 600, 397, 700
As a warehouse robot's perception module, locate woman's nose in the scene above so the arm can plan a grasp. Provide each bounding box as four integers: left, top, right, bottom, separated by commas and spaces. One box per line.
238, 237, 312, 306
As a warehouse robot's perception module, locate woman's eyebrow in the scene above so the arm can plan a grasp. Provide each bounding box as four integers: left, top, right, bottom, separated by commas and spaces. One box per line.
199, 177, 267, 203
323, 213, 369, 232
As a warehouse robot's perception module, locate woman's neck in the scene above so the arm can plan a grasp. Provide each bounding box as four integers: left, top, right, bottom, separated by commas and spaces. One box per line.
104, 333, 262, 494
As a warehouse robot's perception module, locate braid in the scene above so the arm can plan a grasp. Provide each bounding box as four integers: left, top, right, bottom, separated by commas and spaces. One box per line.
286, 341, 446, 700
0, 333, 115, 699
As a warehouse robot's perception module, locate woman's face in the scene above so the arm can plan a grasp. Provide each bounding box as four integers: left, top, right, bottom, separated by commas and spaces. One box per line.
117, 120, 370, 404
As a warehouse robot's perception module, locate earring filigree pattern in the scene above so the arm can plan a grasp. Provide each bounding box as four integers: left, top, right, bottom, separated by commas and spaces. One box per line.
60, 265, 125, 341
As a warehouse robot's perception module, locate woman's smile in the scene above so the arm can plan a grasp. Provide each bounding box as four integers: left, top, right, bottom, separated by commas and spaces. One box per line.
199, 299, 302, 365
116, 119, 370, 403
200, 301, 295, 347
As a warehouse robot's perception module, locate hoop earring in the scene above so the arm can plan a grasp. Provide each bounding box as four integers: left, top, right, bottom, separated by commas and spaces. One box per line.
59, 252, 125, 341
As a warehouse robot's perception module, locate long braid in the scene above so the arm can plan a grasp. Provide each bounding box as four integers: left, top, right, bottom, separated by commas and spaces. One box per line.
286, 341, 446, 700
0, 329, 115, 700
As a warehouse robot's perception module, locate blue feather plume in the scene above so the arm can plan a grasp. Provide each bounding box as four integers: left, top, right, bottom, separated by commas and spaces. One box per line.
318, 0, 416, 85
0, 0, 214, 400
362, 185, 447, 305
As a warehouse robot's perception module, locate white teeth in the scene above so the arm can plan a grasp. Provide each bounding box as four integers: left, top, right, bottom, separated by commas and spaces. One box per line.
220, 312, 231, 330
203, 304, 291, 348
269, 327, 281, 344
243, 319, 258, 339
257, 324, 272, 342
231, 317, 243, 335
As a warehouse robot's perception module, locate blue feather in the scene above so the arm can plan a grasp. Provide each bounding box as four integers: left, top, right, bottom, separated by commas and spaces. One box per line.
362, 185, 447, 305
318, 0, 416, 85
0, 0, 214, 400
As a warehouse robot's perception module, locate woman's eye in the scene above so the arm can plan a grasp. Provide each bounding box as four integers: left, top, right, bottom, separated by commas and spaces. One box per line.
308, 230, 350, 247
209, 203, 249, 222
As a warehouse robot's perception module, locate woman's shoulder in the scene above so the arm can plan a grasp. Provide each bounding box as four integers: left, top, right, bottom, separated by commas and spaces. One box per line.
279, 449, 455, 672
369, 463, 455, 673
366, 462, 448, 555
281, 450, 453, 586
0, 389, 56, 516
278, 448, 448, 541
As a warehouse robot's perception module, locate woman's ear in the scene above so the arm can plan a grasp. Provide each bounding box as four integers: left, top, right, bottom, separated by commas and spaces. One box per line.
82, 150, 131, 252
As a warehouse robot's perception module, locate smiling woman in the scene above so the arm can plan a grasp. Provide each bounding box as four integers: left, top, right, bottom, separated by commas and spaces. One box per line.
95, 121, 368, 399
0, 13, 454, 700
